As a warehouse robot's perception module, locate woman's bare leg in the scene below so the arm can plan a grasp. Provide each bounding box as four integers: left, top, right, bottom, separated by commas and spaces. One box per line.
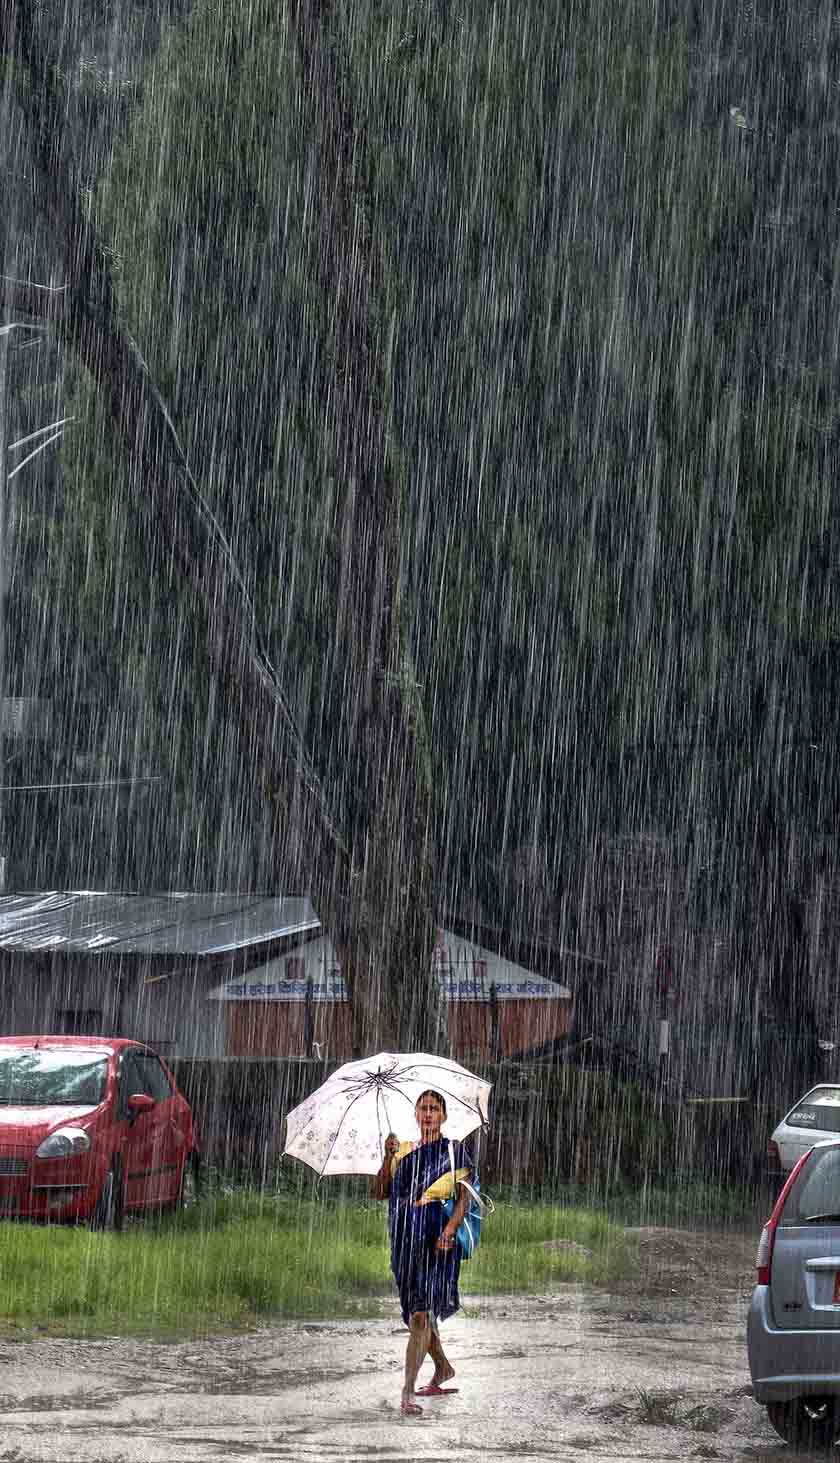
427, 1326, 456, 1386
402, 1311, 430, 1411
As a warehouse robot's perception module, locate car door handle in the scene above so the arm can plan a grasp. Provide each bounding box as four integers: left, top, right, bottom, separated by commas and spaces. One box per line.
805, 1258, 840, 1271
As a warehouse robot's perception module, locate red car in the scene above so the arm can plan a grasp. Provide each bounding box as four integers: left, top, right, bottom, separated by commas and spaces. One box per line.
0, 1036, 199, 1228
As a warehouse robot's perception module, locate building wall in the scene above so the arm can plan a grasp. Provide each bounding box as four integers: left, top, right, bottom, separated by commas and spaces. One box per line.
120, 962, 231, 1060
448, 998, 570, 1061
0, 951, 123, 1036
225, 997, 570, 1061
226, 1000, 353, 1059
0, 953, 570, 1062
0, 952, 240, 1059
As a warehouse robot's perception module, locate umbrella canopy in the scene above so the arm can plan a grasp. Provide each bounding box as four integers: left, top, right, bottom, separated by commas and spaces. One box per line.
283, 1051, 492, 1177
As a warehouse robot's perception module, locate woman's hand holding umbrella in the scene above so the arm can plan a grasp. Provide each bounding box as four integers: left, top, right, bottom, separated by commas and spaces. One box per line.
372, 1131, 401, 1200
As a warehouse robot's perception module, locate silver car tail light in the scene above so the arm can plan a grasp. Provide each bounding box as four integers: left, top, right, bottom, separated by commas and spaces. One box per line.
757, 1150, 812, 1284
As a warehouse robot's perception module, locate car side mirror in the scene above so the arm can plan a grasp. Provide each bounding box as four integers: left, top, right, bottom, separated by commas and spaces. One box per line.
126, 1092, 155, 1120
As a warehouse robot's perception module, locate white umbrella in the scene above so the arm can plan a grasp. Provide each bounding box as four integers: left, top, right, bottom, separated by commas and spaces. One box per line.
282, 1051, 492, 1177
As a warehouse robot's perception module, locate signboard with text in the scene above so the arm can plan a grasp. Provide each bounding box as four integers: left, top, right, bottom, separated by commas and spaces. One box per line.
208, 932, 571, 1004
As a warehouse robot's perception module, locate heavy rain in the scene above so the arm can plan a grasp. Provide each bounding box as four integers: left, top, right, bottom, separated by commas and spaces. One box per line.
0, 0, 838, 1457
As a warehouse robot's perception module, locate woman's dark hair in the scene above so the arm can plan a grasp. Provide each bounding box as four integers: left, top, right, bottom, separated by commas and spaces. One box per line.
416, 1089, 447, 1117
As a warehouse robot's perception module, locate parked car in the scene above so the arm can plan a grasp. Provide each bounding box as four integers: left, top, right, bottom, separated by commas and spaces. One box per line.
768, 1084, 840, 1176
0, 1036, 199, 1228
748, 1138, 840, 1450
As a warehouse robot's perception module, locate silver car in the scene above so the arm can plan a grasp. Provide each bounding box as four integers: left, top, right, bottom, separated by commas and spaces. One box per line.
749, 1138, 840, 1449
769, 1086, 840, 1173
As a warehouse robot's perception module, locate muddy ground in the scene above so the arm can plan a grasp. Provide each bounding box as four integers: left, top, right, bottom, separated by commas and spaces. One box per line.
0, 1226, 811, 1462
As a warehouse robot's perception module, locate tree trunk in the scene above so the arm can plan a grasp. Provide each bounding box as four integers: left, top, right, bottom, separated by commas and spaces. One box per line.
290, 0, 440, 1054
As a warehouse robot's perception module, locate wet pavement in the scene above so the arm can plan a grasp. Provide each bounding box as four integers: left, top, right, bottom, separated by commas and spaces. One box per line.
0, 1229, 816, 1461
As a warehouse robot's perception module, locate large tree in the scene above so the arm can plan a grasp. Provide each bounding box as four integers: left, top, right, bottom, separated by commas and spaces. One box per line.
5, 0, 840, 1100
1, 0, 440, 1054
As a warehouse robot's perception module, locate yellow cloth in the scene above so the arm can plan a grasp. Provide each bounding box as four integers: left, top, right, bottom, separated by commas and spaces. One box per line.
389, 1143, 469, 1205
418, 1167, 470, 1205
390, 1141, 416, 1177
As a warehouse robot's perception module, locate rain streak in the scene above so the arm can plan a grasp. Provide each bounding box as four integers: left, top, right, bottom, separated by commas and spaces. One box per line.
0, 1, 838, 1459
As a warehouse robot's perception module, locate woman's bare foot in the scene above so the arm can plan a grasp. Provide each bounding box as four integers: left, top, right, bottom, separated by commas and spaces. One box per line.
416, 1360, 459, 1396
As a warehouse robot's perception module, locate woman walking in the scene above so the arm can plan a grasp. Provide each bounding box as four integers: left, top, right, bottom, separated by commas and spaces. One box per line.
372, 1089, 474, 1415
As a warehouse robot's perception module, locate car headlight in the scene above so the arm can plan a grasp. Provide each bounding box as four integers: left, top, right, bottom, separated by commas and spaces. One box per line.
35, 1128, 92, 1159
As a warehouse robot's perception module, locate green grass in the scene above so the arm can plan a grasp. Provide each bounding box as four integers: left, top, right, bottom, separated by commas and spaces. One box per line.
604, 1177, 759, 1228
464, 1200, 629, 1292
492, 1177, 759, 1229
0, 1192, 630, 1337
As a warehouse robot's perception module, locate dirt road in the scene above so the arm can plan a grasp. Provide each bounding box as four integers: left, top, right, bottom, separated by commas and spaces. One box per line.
0, 1227, 799, 1462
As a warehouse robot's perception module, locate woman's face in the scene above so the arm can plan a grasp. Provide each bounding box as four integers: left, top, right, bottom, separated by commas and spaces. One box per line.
415, 1094, 445, 1138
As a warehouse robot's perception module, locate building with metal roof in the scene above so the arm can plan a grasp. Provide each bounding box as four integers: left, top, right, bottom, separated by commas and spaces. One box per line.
0, 892, 571, 1065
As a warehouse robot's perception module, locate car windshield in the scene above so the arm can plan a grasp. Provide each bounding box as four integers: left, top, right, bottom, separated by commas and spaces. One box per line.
0, 1049, 108, 1106
780, 1146, 840, 1225
785, 1087, 840, 1134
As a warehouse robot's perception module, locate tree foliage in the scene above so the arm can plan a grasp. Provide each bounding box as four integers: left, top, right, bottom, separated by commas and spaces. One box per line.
5, 0, 840, 1087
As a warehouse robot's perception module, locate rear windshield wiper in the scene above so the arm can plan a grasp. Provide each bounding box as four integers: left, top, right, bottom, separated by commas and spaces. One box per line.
803, 1212, 840, 1224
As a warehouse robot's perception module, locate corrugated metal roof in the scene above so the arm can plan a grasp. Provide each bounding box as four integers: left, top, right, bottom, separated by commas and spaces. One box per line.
0, 892, 319, 955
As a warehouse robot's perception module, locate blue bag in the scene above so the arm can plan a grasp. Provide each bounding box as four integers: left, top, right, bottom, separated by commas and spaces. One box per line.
443, 1140, 493, 1260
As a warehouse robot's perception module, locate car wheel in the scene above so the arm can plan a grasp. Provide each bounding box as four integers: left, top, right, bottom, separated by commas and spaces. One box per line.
177, 1151, 201, 1209
91, 1159, 124, 1232
767, 1398, 839, 1451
